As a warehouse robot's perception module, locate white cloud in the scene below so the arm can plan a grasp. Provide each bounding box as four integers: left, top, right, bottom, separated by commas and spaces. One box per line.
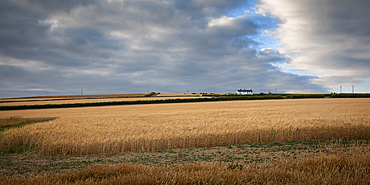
39, 19, 59, 31
0, 55, 53, 71
208, 16, 236, 27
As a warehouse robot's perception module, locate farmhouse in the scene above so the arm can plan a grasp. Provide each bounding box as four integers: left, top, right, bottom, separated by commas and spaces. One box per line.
236, 89, 253, 95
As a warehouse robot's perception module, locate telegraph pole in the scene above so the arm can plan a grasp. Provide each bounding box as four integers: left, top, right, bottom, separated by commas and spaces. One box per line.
340, 86, 342, 93
352, 85, 355, 93
81, 86, 83, 95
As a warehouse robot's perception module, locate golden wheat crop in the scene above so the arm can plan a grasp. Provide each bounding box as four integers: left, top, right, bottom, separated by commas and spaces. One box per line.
1, 98, 369, 155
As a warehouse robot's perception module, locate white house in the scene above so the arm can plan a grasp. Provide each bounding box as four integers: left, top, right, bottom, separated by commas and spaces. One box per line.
236, 89, 253, 95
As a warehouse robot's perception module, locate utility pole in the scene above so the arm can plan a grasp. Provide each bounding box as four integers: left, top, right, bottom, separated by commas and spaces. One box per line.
352, 85, 354, 93
81, 86, 83, 95
340, 86, 342, 93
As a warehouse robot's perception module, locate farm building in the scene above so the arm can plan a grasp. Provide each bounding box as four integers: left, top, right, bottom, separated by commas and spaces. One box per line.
236, 89, 253, 95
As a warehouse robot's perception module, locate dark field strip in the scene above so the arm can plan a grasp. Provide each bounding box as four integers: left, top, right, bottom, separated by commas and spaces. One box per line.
0, 117, 57, 132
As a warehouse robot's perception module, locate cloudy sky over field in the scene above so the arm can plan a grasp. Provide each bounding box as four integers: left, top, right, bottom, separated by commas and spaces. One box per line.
1, 0, 370, 98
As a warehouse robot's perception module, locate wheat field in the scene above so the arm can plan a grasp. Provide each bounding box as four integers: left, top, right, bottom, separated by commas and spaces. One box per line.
1, 98, 369, 156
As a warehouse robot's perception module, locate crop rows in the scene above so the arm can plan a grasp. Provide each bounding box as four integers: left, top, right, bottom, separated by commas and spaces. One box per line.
3, 125, 369, 156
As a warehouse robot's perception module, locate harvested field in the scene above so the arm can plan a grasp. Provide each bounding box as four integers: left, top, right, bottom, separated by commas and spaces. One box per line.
1, 98, 369, 156
2, 149, 370, 184
2, 138, 369, 178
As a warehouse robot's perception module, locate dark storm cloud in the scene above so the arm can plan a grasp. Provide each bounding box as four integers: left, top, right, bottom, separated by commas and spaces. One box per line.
257, 0, 370, 90
321, 0, 370, 35
316, 0, 370, 71
0, 0, 329, 98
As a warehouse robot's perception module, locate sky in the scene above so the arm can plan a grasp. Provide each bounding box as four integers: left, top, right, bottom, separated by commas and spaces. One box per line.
0, 0, 369, 98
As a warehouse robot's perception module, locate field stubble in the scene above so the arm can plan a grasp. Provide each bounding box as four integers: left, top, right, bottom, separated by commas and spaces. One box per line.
0, 98, 369, 156
2, 151, 370, 184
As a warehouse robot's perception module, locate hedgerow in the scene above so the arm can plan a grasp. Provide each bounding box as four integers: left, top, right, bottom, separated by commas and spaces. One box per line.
286, 94, 326, 99
330, 93, 370, 98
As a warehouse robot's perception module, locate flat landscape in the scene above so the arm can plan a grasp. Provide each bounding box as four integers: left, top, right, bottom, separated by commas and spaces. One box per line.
1, 97, 370, 184
0, 94, 203, 106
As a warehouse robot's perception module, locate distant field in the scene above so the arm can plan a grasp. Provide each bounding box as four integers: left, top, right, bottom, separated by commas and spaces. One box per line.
1, 98, 369, 156
156, 94, 202, 97
0, 96, 204, 106
0, 93, 146, 102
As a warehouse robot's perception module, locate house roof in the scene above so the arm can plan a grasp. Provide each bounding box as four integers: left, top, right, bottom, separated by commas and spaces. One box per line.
237, 89, 253, 92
